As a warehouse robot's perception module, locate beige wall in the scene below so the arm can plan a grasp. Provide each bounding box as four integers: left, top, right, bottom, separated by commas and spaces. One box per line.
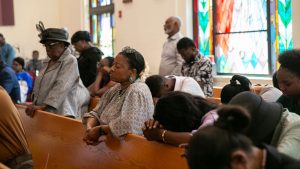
292, 0, 300, 48
0, 0, 84, 60
113, 0, 192, 74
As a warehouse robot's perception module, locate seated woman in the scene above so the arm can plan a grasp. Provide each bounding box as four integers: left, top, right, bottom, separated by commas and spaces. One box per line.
143, 91, 217, 146
145, 75, 205, 104
276, 49, 300, 115
25, 24, 90, 118
185, 105, 300, 169
82, 47, 154, 144
12, 57, 33, 103
88, 57, 116, 97
221, 74, 282, 104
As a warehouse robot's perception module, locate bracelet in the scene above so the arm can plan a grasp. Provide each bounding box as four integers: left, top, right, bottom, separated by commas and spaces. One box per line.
161, 130, 167, 143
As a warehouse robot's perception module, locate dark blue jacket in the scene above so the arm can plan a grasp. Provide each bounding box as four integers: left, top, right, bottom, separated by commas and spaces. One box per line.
0, 62, 20, 103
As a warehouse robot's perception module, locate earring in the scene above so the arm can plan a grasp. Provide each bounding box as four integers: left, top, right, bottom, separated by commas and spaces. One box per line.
129, 76, 135, 83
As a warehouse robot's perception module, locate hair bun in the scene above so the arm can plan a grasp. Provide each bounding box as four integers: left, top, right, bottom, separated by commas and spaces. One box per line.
215, 105, 251, 133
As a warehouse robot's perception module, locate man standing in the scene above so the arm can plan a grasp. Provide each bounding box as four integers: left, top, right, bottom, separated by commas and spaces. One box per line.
0, 33, 15, 67
177, 37, 213, 97
71, 31, 103, 87
159, 16, 184, 76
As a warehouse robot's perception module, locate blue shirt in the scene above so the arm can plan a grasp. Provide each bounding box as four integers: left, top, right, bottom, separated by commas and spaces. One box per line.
0, 63, 20, 103
15, 70, 33, 94
0, 43, 15, 67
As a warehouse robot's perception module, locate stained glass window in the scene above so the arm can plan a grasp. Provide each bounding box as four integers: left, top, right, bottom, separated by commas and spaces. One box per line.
193, 0, 293, 75
89, 0, 115, 57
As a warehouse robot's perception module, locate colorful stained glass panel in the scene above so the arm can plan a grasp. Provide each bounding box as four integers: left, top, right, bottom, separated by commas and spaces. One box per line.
216, 0, 267, 33
215, 32, 269, 75
99, 13, 113, 57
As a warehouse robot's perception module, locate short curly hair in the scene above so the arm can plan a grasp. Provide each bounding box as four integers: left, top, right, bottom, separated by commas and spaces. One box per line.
278, 49, 300, 77
145, 75, 165, 97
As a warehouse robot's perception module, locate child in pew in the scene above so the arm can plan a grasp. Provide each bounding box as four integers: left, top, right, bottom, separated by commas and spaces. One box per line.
0, 86, 34, 169
88, 57, 116, 97
145, 75, 205, 105
12, 57, 33, 103
82, 47, 154, 143
221, 74, 282, 104
185, 105, 300, 169
276, 49, 300, 116
143, 91, 218, 146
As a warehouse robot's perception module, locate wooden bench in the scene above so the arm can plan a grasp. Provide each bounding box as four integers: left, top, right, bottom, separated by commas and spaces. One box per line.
213, 86, 222, 98
17, 105, 188, 169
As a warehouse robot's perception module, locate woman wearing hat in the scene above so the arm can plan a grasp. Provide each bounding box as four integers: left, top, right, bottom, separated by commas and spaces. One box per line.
26, 26, 90, 118
82, 47, 154, 143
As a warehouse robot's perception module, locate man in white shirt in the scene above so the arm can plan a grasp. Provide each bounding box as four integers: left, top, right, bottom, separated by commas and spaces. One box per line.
159, 16, 184, 76
145, 75, 205, 104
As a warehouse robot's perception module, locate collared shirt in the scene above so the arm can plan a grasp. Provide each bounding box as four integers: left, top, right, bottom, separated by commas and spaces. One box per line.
83, 81, 154, 137
0, 87, 30, 162
181, 54, 213, 97
0, 43, 15, 67
159, 32, 183, 76
167, 75, 205, 97
33, 48, 89, 117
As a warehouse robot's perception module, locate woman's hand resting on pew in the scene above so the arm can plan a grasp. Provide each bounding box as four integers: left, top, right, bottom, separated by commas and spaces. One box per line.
83, 125, 109, 145
143, 119, 164, 142
25, 104, 47, 117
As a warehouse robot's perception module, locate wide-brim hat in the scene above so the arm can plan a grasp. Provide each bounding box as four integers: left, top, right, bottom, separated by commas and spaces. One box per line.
228, 91, 282, 145
39, 28, 70, 45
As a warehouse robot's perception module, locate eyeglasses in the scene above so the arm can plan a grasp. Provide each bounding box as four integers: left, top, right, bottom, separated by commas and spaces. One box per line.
43, 42, 60, 48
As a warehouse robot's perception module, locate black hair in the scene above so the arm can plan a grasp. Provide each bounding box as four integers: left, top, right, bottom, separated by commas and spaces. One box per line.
0, 33, 4, 38
278, 49, 300, 77
221, 75, 252, 104
71, 31, 91, 44
13, 57, 25, 69
153, 91, 217, 132
32, 50, 39, 54
119, 47, 145, 79
177, 37, 196, 50
186, 105, 253, 169
272, 71, 279, 89
145, 75, 165, 97
104, 56, 114, 67
100, 57, 114, 87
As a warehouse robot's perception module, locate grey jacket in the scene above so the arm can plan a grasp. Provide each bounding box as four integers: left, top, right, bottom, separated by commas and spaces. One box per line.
33, 48, 89, 117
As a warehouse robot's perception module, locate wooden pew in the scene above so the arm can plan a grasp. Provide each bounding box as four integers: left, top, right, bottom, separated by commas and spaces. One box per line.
17, 105, 188, 169
88, 97, 100, 111
213, 86, 222, 98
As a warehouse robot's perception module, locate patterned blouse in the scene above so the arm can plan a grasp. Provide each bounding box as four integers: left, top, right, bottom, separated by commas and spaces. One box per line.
181, 54, 213, 96
83, 81, 154, 137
